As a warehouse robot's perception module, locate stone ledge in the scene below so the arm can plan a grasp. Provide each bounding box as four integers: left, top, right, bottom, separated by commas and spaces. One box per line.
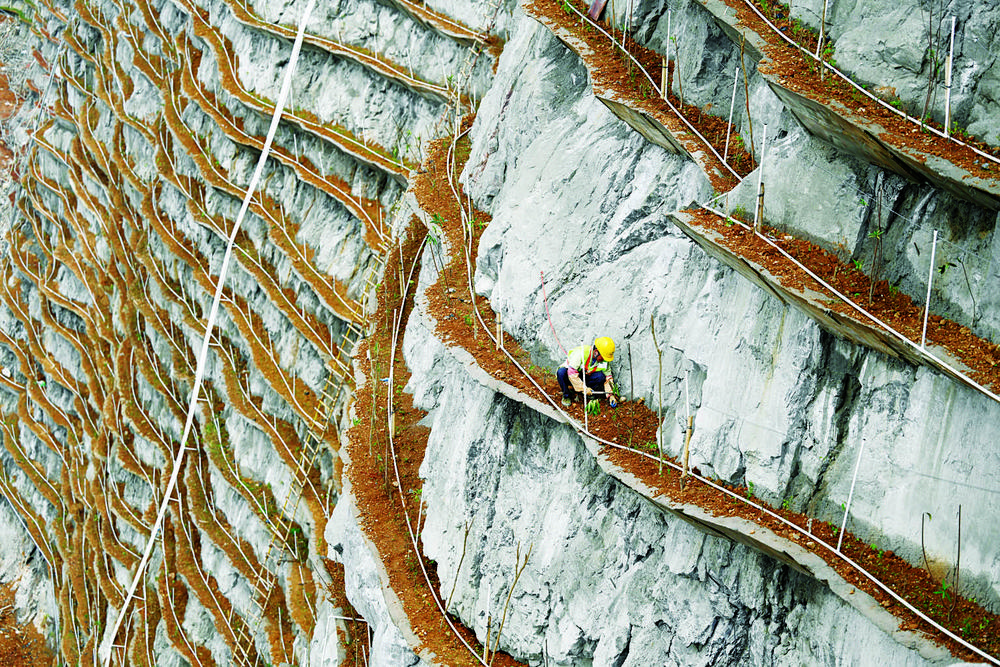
334, 372, 437, 666
696, 0, 1000, 210
411, 270, 956, 664
522, 0, 734, 190
668, 209, 987, 399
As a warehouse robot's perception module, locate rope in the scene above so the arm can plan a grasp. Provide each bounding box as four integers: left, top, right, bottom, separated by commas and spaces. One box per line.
540, 270, 567, 355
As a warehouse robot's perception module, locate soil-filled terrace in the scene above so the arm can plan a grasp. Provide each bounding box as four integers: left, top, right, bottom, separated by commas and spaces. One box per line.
704, 0, 1000, 208
525, 0, 758, 192
405, 119, 1000, 662
343, 214, 524, 666
0, 3, 367, 663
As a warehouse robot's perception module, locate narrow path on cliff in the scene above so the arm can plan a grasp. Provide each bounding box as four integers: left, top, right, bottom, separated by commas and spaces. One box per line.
397, 101, 1000, 663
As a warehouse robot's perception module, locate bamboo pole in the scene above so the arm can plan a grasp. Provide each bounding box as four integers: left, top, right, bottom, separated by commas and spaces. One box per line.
724, 65, 740, 164
680, 370, 693, 488
753, 124, 768, 234
740, 34, 755, 161
650, 316, 663, 474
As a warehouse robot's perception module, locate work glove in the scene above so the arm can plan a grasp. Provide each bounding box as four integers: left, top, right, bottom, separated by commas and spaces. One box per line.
609, 395, 618, 408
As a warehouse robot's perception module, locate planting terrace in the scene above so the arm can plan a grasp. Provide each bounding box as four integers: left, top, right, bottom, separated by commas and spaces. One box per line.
394, 102, 1000, 666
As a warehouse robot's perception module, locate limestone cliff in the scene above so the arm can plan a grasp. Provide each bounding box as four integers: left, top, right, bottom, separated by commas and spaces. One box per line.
0, 0, 999, 665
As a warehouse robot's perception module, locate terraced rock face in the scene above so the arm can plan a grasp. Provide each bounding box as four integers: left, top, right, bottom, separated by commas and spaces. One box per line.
0, 0, 497, 663
2, 0, 1000, 665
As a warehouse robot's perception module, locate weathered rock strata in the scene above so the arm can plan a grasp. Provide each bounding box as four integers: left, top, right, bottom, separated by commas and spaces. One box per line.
1, 0, 1000, 665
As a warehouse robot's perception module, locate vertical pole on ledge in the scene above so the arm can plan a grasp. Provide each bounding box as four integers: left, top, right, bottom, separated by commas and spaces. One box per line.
495, 281, 503, 351
651, 316, 664, 474
681, 370, 693, 487
102, 0, 318, 661
837, 436, 867, 553
583, 339, 589, 433
944, 16, 956, 137
627, 0, 633, 48
753, 124, 768, 235
815, 0, 829, 58
665, 10, 671, 97
724, 65, 740, 164
921, 229, 938, 350
660, 55, 667, 99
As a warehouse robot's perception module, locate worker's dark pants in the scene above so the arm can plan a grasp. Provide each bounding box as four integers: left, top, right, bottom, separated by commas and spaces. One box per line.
556, 368, 606, 400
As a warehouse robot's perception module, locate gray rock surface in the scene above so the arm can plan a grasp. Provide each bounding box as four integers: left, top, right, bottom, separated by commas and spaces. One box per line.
4, 0, 1000, 664
0, 502, 56, 640
462, 0, 1000, 630
403, 258, 954, 666
781, 0, 1000, 145
326, 493, 424, 667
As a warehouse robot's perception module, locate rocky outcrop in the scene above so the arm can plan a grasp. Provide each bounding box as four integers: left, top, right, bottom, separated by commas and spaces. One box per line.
1, 0, 1000, 664
404, 261, 953, 665
463, 9, 1000, 618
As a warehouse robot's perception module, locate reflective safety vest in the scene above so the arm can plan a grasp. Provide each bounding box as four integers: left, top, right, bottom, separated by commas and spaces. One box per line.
564, 345, 609, 378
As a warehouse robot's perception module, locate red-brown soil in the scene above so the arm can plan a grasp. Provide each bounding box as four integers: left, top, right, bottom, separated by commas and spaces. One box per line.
0, 583, 54, 666
0, 30, 20, 171
526, 0, 757, 190
343, 209, 524, 663
688, 207, 1000, 391
407, 119, 1000, 662
726, 0, 1000, 174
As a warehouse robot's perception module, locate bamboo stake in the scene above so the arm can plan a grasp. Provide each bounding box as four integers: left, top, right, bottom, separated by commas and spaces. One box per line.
724, 65, 740, 164
627, 341, 634, 401
680, 370, 693, 488
753, 124, 768, 234
665, 11, 671, 97
660, 55, 667, 100
740, 34, 755, 161
815, 0, 829, 58
650, 316, 663, 474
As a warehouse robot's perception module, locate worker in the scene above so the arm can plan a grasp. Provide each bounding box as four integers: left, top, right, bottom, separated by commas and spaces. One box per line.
556, 337, 619, 408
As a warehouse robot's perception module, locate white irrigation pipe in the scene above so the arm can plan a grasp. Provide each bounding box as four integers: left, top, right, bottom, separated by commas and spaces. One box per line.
398, 0, 488, 44
723, 65, 740, 164
921, 230, 938, 350
561, 1, 743, 182
382, 235, 491, 665
432, 28, 978, 665
665, 11, 671, 80
836, 435, 866, 553
244, 4, 449, 98
813, 0, 828, 58
100, 1, 317, 663
700, 203, 1000, 407
181, 1, 409, 176
738, 0, 1000, 170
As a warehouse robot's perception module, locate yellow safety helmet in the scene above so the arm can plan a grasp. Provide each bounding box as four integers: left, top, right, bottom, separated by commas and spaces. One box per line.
594, 337, 615, 362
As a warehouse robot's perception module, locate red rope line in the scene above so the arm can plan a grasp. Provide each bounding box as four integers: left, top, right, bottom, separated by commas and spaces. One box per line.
540, 270, 567, 356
